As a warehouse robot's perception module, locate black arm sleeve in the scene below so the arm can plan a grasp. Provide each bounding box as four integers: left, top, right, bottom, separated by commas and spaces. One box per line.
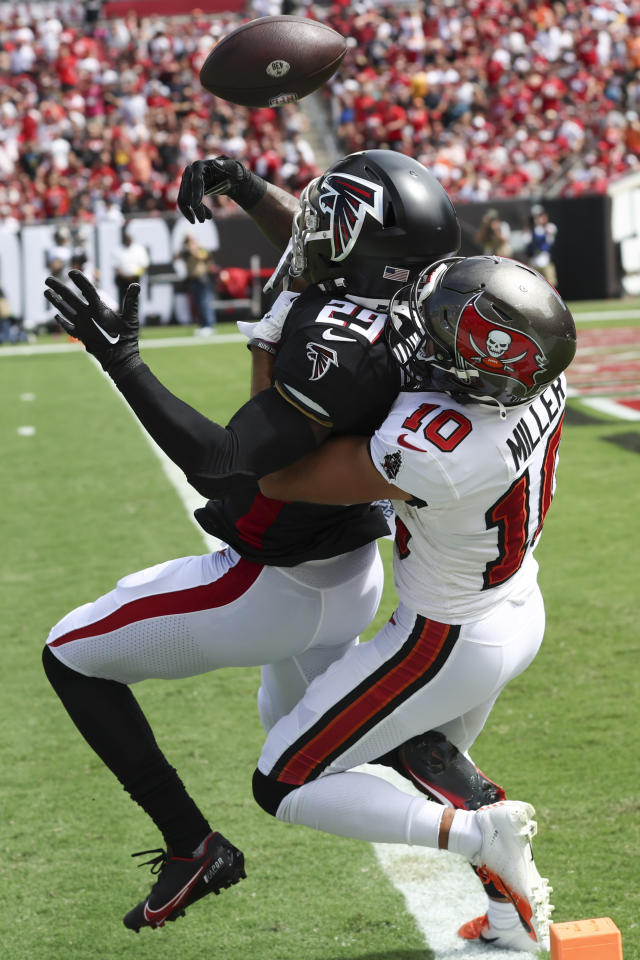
116, 363, 325, 497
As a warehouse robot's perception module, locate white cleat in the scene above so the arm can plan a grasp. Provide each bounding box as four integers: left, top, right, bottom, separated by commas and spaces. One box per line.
471, 801, 553, 950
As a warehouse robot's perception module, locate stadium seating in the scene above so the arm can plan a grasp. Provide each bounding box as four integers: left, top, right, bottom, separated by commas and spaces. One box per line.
0, 1, 320, 225
1, 0, 639, 225
325, 0, 640, 200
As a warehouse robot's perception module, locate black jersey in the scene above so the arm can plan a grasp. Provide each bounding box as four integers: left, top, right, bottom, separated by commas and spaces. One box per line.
273, 286, 400, 432
195, 288, 400, 565
117, 286, 400, 566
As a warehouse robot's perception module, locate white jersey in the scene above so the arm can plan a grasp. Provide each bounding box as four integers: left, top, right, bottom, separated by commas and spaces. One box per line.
370, 375, 567, 623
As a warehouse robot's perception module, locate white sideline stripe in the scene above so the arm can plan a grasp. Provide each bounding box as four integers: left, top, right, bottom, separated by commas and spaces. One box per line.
357, 765, 533, 960
580, 397, 640, 420
1, 301, 639, 359
98, 356, 532, 959
0, 333, 245, 358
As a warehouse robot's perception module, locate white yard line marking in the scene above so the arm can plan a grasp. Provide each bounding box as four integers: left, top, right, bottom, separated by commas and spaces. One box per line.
574, 309, 639, 322
579, 397, 640, 420
1, 343, 83, 357
357, 765, 534, 959
99, 356, 537, 960
0, 334, 245, 358
2, 303, 639, 359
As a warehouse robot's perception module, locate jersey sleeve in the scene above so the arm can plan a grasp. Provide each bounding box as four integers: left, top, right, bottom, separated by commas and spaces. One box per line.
369, 403, 461, 508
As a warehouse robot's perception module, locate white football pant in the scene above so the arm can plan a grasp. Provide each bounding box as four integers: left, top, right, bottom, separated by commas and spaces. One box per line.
258, 584, 545, 842
46, 542, 383, 732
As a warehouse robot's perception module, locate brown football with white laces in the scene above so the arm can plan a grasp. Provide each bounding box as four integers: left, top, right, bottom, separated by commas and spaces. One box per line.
199, 15, 347, 108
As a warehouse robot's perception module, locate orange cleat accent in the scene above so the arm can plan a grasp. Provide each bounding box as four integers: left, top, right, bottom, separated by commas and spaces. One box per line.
458, 910, 542, 953
458, 913, 489, 939
476, 864, 537, 940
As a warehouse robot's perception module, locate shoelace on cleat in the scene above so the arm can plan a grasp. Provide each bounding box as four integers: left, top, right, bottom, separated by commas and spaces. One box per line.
130, 848, 168, 875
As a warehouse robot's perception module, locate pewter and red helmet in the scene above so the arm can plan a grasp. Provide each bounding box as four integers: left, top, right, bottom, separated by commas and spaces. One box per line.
387, 256, 577, 406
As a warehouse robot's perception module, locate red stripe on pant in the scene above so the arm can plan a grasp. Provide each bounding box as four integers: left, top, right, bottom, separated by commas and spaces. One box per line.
235, 493, 286, 549
278, 618, 452, 784
49, 555, 263, 647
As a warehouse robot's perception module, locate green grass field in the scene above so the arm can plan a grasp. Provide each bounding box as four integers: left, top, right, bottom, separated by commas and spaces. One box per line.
1, 308, 638, 960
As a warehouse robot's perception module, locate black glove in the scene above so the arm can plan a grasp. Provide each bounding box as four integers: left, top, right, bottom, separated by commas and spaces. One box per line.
44, 270, 142, 384
177, 155, 267, 223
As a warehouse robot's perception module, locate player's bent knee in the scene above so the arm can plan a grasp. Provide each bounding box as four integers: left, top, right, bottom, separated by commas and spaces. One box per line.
42, 642, 61, 679
42, 642, 95, 694
42, 643, 75, 688
252, 767, 297, 817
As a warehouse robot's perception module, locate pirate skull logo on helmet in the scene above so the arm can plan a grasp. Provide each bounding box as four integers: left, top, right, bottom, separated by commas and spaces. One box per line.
486, 329, 512, 359
386, 255, 577, 407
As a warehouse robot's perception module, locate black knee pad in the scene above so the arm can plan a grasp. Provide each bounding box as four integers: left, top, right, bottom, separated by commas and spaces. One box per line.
382, 730, 506, 810
252, 768, 297, 817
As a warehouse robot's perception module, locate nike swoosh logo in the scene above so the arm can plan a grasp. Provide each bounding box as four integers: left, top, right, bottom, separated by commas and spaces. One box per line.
397, 434, 428, 452
322, 328, 353, 343
91, 317, 120, 344
143, 863, 208, 922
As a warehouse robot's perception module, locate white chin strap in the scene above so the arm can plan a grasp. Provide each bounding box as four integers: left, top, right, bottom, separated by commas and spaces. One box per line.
263, 239, 293, 294
468, 394, 508, 419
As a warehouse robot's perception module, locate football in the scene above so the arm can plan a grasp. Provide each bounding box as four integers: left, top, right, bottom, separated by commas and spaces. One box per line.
199, 15, 347, 108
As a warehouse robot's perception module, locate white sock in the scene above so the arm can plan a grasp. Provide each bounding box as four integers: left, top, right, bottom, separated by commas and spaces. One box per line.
276, 770, 446, 846
446, 809, 483, 860
487, 897, 520, 930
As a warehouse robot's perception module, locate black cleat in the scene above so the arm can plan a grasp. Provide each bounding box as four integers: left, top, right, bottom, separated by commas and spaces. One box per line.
395, 731, 506, 810
123, 831, 246, 931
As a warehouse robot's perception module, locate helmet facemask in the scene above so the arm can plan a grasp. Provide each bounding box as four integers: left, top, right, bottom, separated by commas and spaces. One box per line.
387, 258, 475, 393
290, 178, 328, 280
264, 178, 326, 293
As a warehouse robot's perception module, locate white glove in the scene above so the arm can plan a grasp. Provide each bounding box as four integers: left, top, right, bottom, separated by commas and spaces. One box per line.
237, 290, 300, 354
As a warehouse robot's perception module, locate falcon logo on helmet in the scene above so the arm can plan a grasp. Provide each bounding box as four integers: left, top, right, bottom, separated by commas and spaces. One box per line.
317, 173, 384, 262
456, 297, 547, 389
306, 342, 338, 381
284, 150, 461, 303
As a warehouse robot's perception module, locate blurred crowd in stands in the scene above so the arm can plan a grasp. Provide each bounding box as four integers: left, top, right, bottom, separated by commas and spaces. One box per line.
1, 0, 639, 227
327, 0, 640, 201
0, 1, 321, 226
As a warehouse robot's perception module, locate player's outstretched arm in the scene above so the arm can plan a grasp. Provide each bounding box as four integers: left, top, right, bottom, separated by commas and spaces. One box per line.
177, 155, 298, 252
44, 271, 323, 496
260, 436, 411, 506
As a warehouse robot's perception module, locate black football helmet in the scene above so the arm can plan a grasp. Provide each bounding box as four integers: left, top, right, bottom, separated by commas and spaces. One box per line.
387, 256, 577, 407
275, 150, 460, 302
